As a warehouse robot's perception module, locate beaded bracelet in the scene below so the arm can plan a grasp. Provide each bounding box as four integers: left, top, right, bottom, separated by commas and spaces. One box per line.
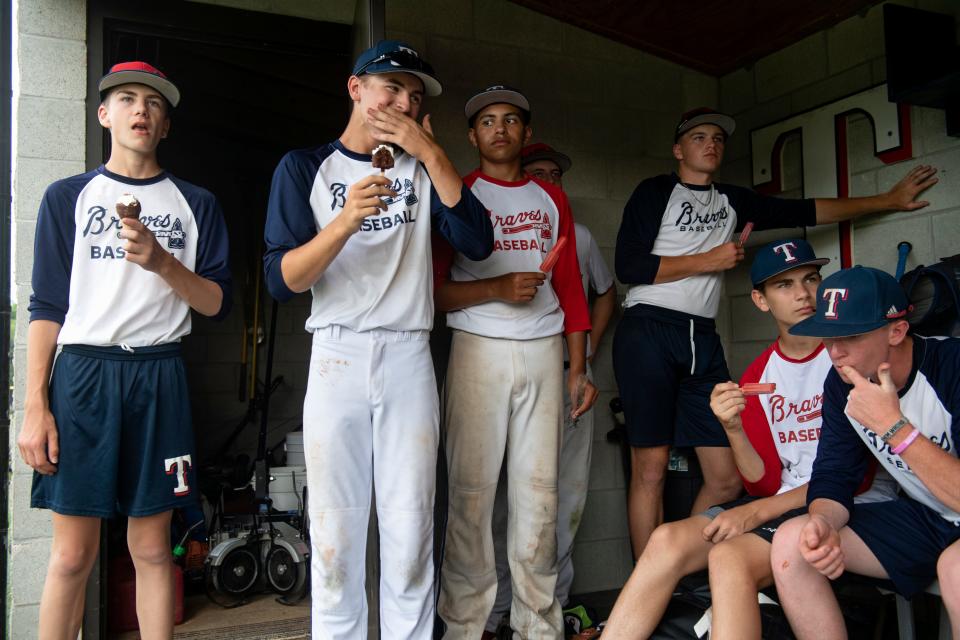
891, 428, 921, 455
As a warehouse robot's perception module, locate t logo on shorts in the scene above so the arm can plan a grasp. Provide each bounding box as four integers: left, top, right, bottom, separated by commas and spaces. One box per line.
164, 454, 192, 496
773, 241, 798, 262
822, 288, 849, 318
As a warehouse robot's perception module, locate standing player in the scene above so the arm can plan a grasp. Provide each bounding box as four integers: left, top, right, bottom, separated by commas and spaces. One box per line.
602, 240, 894, 640
770, 267, 960, 639
614, 107, 939, 557
20, 61, 232, 639
262, 41, 492, 639
435, 87, 598, 638
484, 143, 617, 637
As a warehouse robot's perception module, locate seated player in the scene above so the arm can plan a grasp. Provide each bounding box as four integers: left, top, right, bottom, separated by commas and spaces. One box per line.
771, 266, 960, 640
602, 240, 895, 640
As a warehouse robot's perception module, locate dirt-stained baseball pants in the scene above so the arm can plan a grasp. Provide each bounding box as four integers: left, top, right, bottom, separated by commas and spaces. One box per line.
304, 325, 438, 640
487, 365, 595, 630
439, 330, 564, 638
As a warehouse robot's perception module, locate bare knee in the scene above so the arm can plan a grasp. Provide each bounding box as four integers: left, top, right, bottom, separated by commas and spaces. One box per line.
770, 517, 806, 579
631, 448, 668, 487
128, 539, 171, 568
702, 474, 742, 500
937, 546, 960, 599
645, 523, 688, 569
48, 540, 98, 580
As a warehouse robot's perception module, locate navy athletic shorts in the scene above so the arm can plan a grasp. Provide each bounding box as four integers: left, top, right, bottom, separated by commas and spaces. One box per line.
847, 496, 960, 598
613, 303, 730, 447
31, 344, 198, 518
703, 495, 807, 543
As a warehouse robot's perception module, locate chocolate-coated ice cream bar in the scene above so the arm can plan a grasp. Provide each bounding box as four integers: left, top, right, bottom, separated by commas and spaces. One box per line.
372, 145, 395, 171
116, 193, 141, 220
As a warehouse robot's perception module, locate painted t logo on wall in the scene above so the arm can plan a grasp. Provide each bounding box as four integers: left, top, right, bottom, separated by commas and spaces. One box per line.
750, 84, 913, 268
165, 454, 192, 496
822, 288, 849, 318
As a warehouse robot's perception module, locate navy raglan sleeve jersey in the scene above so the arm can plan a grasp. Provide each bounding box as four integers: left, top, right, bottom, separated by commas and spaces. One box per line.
429, 181, 493, 262
807, 368, 872, 514
615, 174, 674, 285
721, 184, 816, 232
28, 173, 91, 324
263, 148, 325, 303
921, 337, 960, 452
168, 176, 233, 320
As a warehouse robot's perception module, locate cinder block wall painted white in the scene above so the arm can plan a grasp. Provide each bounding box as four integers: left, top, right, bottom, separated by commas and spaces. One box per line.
9, 2, 88, 637
384, 0, 719, 594
716, 0, 960, 380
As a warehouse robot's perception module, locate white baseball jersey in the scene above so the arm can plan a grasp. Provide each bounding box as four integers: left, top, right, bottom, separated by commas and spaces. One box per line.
739, 341, 896, 502
812, 337, 960, 524
263, 141, 491, 330
28, 166, 232, 346
437, 171, 589, 340
616, 174, 815, 318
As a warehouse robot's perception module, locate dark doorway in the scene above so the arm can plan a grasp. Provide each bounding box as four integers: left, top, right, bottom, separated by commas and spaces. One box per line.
85, 2, 353, 636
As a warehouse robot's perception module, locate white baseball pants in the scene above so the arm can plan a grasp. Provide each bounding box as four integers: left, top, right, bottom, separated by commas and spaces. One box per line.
486, 365, 596, 629
303, 326, 438, 640
439, 330, 564, 639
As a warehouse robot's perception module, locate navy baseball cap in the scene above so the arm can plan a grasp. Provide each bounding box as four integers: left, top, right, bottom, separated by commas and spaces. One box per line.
352, 40, 441, 96
675, 107, 736, 141
521, 143, 572, 173
750, 238, 829, 288
790, 266, 911, 338
465, 85, 530, 121
99, 61, 180, 107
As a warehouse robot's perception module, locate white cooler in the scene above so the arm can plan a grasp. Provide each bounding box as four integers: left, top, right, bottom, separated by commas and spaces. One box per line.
269, 465, 307, 512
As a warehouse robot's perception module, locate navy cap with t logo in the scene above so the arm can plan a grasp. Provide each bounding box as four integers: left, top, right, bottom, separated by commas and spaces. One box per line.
789, 266, 911, 338
352, 40, 442, 96
750, 238, 829, 288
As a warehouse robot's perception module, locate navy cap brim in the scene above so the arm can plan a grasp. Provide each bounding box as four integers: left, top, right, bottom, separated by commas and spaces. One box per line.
364, 68, 442, 97
752, 257, 830, 288
99, 70, 180, 107
788, 316, 888, 338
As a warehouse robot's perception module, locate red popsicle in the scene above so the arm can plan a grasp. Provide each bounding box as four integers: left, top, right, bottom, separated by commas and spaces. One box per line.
539, 236, 568, 273
741, 382, 776, 396
738, 221, 754, 247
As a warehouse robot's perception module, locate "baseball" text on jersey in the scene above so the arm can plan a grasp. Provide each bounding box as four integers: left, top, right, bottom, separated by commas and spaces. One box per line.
493, 238, 547, 252
359, 209, 416, 232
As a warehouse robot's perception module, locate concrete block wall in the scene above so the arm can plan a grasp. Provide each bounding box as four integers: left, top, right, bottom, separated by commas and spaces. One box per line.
385, 0, 719, 594
717, 0, 960, 380
9, 1, 88, 637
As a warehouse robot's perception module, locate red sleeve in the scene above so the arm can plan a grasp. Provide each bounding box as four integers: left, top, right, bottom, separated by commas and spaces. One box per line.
738, 344, 784, 497
431, 231, 454, 297
545, 186, 590, 335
